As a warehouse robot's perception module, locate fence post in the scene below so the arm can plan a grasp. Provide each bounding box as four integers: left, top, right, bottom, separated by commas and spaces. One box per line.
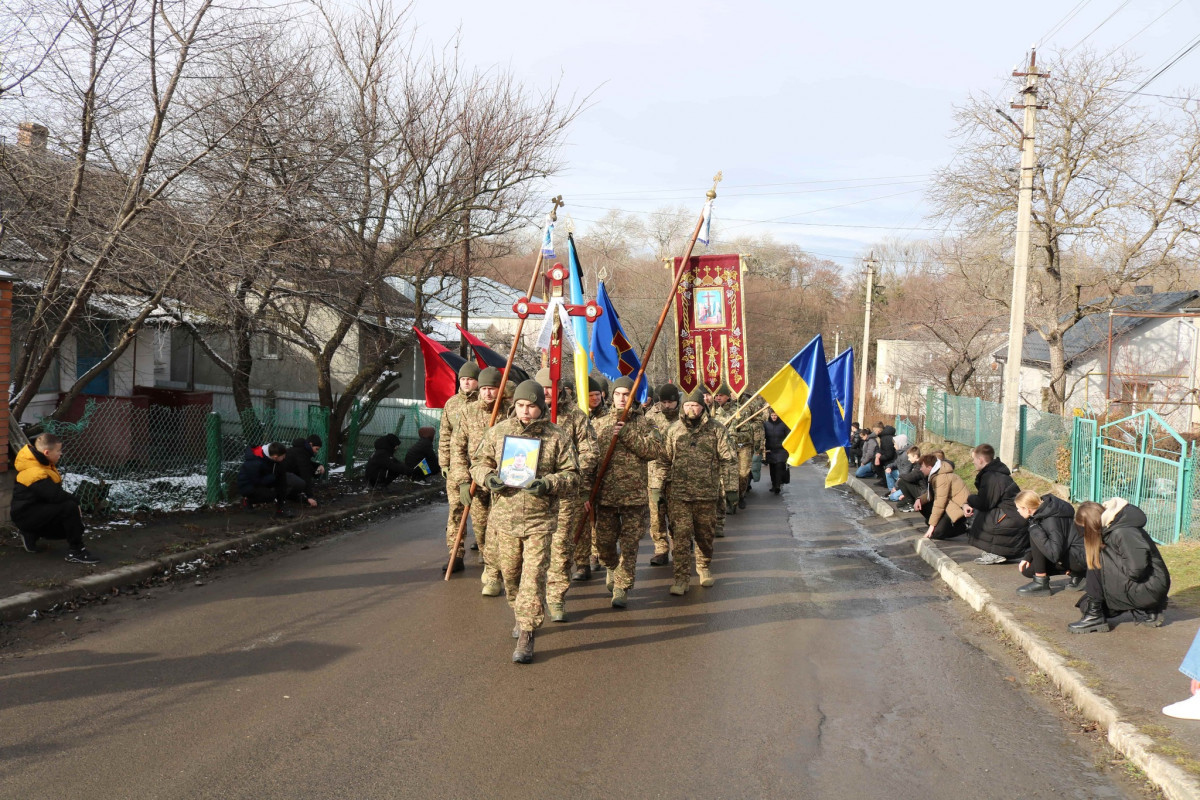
1017, 405, 1028, 468
307, 406, 331, 468
1091, 424, 1102, 501
205, 412, 223, 506
344, 399, 362, 480
1174, 442, 1192, 544
973, 397, 982, 446
942, 391, 948, 439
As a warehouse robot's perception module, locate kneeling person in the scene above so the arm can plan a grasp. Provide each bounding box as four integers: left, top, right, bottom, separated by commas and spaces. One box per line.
472, 380, 579, 664
12, 433, 99, 564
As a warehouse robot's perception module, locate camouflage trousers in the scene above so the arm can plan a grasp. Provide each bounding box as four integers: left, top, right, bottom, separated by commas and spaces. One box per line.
572, 510, 598, 568
467, 496, 501, 584
498, 530, 551, 632
737, 446, 754, 497
648, 489, 671, 555
445, 494, 467, 559
548, 495, 585, 604
715, 483, 727, 535
594, 503, 650, 591
667, 497, 718, 587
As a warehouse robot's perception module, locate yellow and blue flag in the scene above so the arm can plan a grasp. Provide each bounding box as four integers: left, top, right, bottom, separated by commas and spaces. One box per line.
824, 347, 855, 487
590, 281, 649, 403
760, 335, 843, 474
566, 234, 592, 412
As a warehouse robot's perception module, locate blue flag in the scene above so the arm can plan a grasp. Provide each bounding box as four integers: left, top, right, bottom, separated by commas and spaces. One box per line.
589, 281, 648, 403
826, 348, 855, 445
759, 335, 843, 468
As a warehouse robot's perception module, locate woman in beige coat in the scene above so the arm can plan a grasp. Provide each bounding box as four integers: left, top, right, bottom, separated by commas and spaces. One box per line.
914, 454, 970, 540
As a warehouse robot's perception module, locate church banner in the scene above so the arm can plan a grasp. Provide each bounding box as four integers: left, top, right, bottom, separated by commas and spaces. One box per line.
672, 254, 748, 396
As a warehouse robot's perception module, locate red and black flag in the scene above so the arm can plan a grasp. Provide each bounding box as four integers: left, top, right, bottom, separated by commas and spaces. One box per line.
455, 323, 530, 383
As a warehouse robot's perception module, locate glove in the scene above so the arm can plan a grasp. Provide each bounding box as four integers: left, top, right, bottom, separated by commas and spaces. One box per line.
725, 490, 739, 507
524, 478, 549, 497
459, 483, 472, 507
485, 474, 507, 492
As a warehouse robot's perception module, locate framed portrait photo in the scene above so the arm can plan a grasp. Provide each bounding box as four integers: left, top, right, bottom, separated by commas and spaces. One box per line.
499, 435, 541, 488
693, 286, 726, 329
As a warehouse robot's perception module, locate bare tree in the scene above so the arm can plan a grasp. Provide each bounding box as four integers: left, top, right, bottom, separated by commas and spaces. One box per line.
930, 49, 1200, 412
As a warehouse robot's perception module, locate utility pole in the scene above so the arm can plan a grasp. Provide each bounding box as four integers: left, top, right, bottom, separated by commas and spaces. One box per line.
999, 49, 1048, 466
459, 210, 471, 359
857, 253, 877, 426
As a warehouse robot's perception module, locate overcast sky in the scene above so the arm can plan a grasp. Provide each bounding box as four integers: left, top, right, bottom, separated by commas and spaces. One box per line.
409, 0, 1200, 269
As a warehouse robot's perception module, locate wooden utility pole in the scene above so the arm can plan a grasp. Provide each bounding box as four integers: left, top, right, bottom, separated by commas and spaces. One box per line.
460, 210, 471, 359
999, 49, 1048, 466
856, 254, 877, 426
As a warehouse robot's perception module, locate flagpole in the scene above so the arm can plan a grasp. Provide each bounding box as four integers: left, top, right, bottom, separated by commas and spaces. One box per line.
446, 195, 562, 580
574, 173, 721, 544
731, 403, 771, 431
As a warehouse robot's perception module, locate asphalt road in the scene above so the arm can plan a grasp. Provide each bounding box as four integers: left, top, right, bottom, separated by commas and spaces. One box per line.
0, 466, 1133, 799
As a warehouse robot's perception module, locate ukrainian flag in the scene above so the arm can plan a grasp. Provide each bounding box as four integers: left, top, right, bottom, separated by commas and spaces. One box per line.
566, 234, 592, 412
824, 348, 855, 488
760, 335, 844, 478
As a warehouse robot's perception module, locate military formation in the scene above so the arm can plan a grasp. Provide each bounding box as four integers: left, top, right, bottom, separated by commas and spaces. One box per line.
438, 359, 765, 665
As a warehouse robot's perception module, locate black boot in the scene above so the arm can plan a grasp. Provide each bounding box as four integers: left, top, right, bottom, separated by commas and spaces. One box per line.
1131, 608, 1165, 627
649, 552, 669, 567
1066, 574, 1085, 591
441, 556, 464, 574
571, 565, 591, 581
1017, 575, 1052, 596
737, 497, 747, 509
512, 630, 534, 664
1068, 597, 1110, 634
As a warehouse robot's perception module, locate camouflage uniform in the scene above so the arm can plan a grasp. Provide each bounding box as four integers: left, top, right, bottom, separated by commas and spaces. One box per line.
573, 399, 609, 571
712, 400, 754, 499
750, 402, 767, 486
644, 401, 680, 556
472, 417, 579, 632
591, 406, 665, 590
440, 387, 478, 559
450, 395, 510, 584
662, 413, 737, 588
547, 402, 596, 605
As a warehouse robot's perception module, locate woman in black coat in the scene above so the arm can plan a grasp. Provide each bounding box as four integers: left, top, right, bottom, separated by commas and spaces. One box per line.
1069, 498, 1171, 633
762, 410, 791, 494
1012, 490, 1086, 596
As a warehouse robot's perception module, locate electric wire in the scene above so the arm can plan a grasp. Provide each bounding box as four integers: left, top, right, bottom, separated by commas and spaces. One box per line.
1063, 0, 1132, 56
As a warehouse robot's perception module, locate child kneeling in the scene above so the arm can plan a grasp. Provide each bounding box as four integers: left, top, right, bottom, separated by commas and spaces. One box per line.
12, 433, 99, 564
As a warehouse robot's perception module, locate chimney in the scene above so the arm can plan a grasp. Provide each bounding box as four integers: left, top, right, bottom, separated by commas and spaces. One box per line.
16, 122, 48, 152
1134, 285, 1153, 296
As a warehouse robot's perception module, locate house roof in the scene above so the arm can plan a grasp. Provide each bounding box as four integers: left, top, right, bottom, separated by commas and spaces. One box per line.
0, 233, 44, 263
385, 276, 540, 320
995, 290, 1200, 367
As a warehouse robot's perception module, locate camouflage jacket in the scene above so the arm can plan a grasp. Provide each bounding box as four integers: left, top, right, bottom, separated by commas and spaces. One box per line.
471, 417, 580, 538
662, 415, 738, 501
438, 389, 478, 472
712, 401, 753, 446
591, 406, 665, 507
644, 402, 680, 490
555, 404, 597, 489
448, 395, 510, 488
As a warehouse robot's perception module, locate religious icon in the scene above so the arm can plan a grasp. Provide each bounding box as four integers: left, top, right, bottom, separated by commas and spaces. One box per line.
499, 436, 541, 488
694, 287, 726, 329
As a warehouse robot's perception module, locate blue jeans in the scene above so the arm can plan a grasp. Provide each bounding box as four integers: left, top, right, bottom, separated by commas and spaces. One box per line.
886, 469, 899, 490
854, 464, 874, 479
1181, 627, 1200, 681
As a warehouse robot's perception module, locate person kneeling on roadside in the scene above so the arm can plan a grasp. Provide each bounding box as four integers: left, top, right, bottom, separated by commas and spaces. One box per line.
12, 433, 100, 564
914, 454, 969, 540
964, 443, 1027, 565
238, 442, 315, 516
403, 427, 440, 481
284, 435, 325, 504
1013, 490, 1086, 596
1069, 498, 1170, 634
365, 433, 413, 489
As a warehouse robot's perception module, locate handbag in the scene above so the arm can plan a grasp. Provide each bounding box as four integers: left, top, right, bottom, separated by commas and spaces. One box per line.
783, 466, 791, 485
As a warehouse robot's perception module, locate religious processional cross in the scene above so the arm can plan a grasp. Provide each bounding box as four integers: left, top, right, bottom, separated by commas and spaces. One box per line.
512, 262, 602, 423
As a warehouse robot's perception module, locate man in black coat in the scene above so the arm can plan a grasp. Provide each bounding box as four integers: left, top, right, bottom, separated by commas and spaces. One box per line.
964, 443, 1028, 564
762, 409, 791, 494
403, 427, 440, 481
283, 436, 325, 501
366, 433, 412, 488
872, 423, 896, 484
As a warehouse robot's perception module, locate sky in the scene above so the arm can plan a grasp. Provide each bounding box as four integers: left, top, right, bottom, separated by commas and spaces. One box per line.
407, 0, 1200, 271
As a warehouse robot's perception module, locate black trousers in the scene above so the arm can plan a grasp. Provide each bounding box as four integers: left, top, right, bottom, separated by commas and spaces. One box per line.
245, 473, 305, 506
15, 502, 85, 550
768, 461, 787, 489
368, 468, 406, 489
896, 477, 923, 504
1019, 541, 1084, 578
920, 504, 967, 539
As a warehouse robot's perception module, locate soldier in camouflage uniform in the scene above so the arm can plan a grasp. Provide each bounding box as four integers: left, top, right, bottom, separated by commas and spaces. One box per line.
472, 380, 579, 664
536, 368, 596, 622
590, 376, 665, 608
747, 396, 767, 490
572, 375, 608, 580
449, 367, 509, 595
712, 385, 755, 509
439, 362, 479, 573
661, 387, 737, 595
645, 383, 680, 566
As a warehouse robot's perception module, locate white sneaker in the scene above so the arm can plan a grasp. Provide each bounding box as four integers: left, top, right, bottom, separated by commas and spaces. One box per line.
1163, 693, 1200, 719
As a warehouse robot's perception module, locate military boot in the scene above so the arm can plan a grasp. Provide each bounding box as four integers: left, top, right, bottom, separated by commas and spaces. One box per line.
571, 565, 591, 581
589, 556, 601, 572
649, 552, 669, 567
512, 623, 521, 639
481, 576, 502, 597
697, 567, 715, 587
669, 580, 688, 596
512, 630, 534, 664
441, 556, 464, 574
606, 569, 615, 592
549, 602, 567, 622
611, 587, 628, 608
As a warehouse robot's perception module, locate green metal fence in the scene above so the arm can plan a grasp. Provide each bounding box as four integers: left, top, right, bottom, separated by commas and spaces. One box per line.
894, 416, 917, 445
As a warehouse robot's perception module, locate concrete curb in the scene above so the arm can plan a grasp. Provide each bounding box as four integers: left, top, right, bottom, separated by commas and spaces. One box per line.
0, 484, 445, 623
846, 478, 1200, 799
844, 474, 894, 518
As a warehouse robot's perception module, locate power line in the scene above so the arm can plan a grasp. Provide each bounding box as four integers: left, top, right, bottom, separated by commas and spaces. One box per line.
1095, 31, 1200, 124
1109, 0, 1183, 55
568, 178, 928, 205
565, 173, 930, 198
1064, 0, 1132, 56
1037, 0, 1093, 47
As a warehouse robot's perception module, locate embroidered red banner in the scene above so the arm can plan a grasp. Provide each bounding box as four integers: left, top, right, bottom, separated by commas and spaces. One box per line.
672, 254, 748, 396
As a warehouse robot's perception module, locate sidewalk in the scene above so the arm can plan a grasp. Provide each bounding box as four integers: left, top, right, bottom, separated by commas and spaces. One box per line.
846, 473, 1200, 800
0, 480, 445, 622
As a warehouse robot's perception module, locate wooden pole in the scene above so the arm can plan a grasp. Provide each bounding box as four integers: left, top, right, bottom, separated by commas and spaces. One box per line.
574, 174, 721, 544
731, 403, 770, 431
445, 196, 563, 580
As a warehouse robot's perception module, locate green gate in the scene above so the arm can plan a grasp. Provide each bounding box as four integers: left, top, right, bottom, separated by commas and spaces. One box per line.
1091, 411, 1192, 544
1070, 417, 1096, 503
